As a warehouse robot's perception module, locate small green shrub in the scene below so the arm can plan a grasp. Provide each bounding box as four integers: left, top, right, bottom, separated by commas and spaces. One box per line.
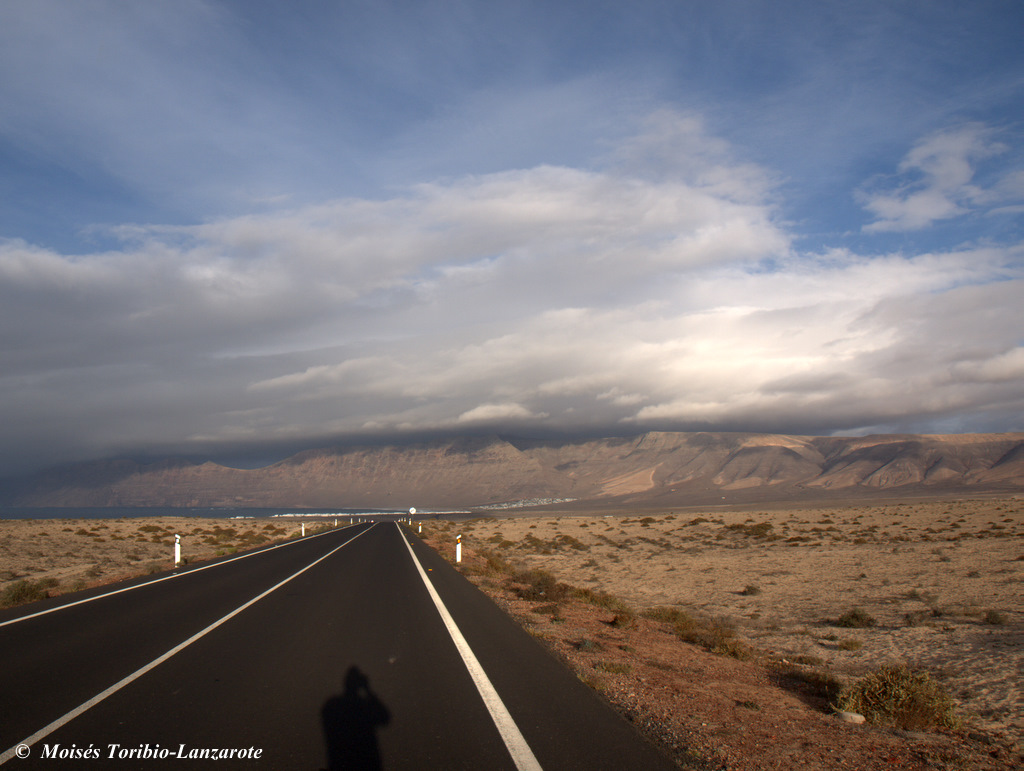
837, 665, 960, 731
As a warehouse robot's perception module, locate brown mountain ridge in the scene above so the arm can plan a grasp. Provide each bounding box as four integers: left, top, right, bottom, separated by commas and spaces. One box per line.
4, 431, 1024, 510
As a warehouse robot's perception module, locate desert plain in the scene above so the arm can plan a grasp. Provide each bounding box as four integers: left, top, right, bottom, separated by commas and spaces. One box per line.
1, 497, 1021, 769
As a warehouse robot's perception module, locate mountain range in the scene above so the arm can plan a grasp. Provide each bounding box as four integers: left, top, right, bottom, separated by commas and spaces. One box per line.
3, 431, 1024, 510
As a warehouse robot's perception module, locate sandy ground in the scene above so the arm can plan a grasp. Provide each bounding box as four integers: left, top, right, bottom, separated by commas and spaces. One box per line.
442, 499, 1023, 738
2, 499, 1021, 768
0, 516, 316, 593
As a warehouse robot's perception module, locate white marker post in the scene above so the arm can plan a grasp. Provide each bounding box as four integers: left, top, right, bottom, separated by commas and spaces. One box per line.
301, 523, 306, 537
456, 534, 462, 563
174, 534, 181, 568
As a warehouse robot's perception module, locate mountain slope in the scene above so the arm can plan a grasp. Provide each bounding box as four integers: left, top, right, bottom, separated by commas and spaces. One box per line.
4, 432, 1023, 509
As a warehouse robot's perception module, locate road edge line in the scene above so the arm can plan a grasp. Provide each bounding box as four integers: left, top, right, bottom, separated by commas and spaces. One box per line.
396, 524, 543, 771
0, 525, 374, 765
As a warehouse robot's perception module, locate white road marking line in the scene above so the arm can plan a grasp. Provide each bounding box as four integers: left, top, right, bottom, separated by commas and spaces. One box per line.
397, 524, 543, 771
0, 523, 356, 629
0, 525, 374, 766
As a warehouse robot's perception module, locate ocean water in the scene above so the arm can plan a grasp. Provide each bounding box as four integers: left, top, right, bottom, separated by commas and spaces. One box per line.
0, 506, 407, 520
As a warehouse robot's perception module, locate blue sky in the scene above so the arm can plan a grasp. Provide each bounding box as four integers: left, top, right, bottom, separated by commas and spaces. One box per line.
1, 0, 1022, 474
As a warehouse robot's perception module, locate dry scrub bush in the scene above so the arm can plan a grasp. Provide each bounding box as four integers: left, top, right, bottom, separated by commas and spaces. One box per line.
724, 522, 777, 539
595, 660, 633, 675
478, 548, 514, 576
0, 577, 58, 608
513, 568, 571, 602
571, 586, 632, 615
983, 609, 1008, 625
834, 607, 877, 628
531, 602, 561, 618
837, 664, 960, 731
642, 606, 748, 659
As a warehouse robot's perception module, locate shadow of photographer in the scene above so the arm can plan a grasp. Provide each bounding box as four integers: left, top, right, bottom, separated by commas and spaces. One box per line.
322, 666, 391, 770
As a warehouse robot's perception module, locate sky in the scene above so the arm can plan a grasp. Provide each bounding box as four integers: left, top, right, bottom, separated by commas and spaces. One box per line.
1, 0, 1023, 475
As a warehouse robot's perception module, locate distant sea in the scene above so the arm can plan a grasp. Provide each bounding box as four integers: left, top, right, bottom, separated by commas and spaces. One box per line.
0, 506, 409, 521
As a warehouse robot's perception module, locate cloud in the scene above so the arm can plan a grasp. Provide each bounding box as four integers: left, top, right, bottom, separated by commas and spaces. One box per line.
858, 124, 1016, 232
0, 113, 1022, 475
457, 403, 544, 424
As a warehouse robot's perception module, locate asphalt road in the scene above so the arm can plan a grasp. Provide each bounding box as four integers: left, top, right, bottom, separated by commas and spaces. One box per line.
0, 522, 677, 769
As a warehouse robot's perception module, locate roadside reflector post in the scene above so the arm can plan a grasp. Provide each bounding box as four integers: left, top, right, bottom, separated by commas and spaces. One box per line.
456, 533, 462, 563
301, 523, 306, 537
334, 518, 338, 527
174, 534, 181, 567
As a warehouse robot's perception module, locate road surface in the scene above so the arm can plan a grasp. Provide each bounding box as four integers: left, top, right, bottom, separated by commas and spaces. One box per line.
0, 522, 677, 769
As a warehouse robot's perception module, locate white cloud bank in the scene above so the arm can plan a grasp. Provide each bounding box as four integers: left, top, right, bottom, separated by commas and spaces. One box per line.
1, 113, 1022, 473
